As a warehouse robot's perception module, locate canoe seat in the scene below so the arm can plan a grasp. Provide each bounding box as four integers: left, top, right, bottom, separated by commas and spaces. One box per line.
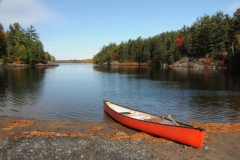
119, 112, 131, 115
144, 116, 164, 123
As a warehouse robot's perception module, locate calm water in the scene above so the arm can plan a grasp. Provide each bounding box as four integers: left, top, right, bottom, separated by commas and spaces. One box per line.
0, 64, 240, 123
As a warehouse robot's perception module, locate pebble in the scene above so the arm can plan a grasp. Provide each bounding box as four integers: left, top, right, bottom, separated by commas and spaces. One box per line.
0, 136, 202, 159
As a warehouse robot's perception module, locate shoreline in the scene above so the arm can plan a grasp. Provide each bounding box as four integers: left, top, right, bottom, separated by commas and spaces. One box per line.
101, 56, 236, 70
0, 116, 240, 159
0, 61, 59, 68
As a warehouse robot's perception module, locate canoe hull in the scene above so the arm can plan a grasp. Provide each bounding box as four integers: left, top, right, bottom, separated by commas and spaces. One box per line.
104, 100, 204, 148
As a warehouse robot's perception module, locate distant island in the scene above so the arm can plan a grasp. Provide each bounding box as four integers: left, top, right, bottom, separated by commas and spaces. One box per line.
56, 59, 93, 63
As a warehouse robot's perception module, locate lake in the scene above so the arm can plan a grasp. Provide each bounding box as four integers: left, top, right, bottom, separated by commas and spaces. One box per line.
0, 64, 240, 123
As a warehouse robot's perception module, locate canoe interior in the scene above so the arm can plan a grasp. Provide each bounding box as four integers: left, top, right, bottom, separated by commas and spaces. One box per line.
105, 101, 187, 126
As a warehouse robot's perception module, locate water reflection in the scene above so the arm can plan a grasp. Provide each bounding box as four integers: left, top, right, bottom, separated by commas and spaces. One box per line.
0, 68, 45, 107
94, 65, 240, 123
1, 64, 240, 123
94, 66, 240, 91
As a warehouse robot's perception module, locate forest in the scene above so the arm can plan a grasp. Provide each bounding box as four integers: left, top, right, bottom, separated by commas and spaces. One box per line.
93, 8, 240, 67
0, 23, 55, 65
57, 59, 93, 63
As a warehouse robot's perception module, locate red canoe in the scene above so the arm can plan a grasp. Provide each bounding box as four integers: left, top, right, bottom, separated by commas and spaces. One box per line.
103, 100, 205, 148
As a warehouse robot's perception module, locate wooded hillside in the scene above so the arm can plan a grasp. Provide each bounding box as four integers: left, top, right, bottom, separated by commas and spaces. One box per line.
93, 9, 240, 67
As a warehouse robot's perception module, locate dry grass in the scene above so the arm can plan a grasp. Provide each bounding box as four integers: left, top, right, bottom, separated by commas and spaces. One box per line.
1, 119, 240, 143
2, 120, 35, 130
90, 126, 101, 132
101, 131, 167, 142
190, 122, 240, 133
3, 130, 95, 139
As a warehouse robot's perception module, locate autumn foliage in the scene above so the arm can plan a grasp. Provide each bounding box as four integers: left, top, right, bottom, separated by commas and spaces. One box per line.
0, 30, 7, 38
113, 53, 120, 61
0, 23, 54, 65
45, 52, 50, 61
176, 36, 184, 48
93, 8, 240, 66
204, 54, 210, 66
16, 57, 21, 64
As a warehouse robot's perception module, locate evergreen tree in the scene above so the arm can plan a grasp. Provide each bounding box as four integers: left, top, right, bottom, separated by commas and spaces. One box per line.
118, 41, 128, 62
93, 8, 240, 66
4, 23, 48, 65
26, 25, 39, 41
0, 23, 7, 57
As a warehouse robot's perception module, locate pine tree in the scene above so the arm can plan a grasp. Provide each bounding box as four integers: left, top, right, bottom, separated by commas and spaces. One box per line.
26, 25, 39, 41
0, 23, 7, 57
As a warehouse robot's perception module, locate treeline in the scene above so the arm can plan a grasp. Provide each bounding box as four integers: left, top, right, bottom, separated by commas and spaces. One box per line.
0, 22, 55, 65
57, 59, 93, 63
93, 8, 240, 66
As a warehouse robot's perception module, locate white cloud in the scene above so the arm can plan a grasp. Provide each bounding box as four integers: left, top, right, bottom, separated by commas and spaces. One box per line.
228, 0, 240, 12
0, 0, 57, 28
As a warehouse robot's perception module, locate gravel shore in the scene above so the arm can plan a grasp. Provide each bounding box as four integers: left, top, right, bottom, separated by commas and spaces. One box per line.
1, 132, 240, 160
0, 117, 240, 159
0, 137, 203, 160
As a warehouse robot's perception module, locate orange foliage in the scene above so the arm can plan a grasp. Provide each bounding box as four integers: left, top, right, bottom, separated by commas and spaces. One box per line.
45, 52, 50, 60
113, 53, 120, 61
204, 54, 210, 66
221, 51, 228, 65
0, 31, 7, 38
222, 51, 228, 57
15, 57, 21, 64
176, 36, 184, 47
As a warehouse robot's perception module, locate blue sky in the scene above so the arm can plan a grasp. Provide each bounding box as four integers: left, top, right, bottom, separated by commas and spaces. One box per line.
0, 0, 240, 60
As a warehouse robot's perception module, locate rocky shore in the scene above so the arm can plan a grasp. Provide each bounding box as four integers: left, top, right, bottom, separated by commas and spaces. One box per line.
0, 60, 59, 68
0, 117, 239, 159
169, 57, 229, 69
104, 57, 230, 69
34, 61, 59, 67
